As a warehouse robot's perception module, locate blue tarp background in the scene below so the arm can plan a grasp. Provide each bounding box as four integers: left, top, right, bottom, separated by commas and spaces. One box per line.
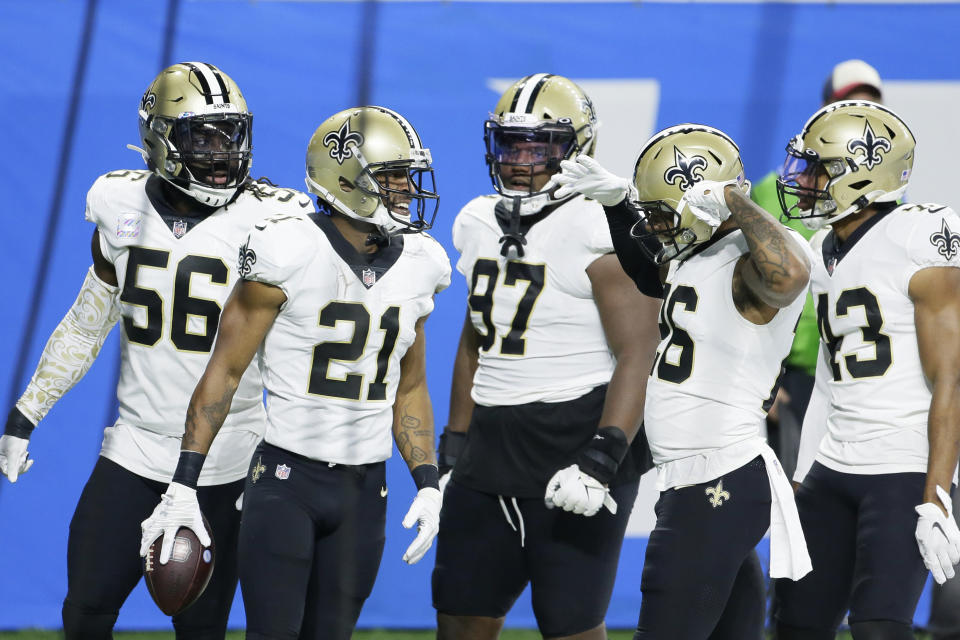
1, 0, 958, 630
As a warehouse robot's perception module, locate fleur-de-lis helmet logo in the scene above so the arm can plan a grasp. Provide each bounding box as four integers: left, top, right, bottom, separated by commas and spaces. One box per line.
323, 119, 365, 165
847, 121, 892, 170
930, 218, 960, 260
664, 146, 709, 191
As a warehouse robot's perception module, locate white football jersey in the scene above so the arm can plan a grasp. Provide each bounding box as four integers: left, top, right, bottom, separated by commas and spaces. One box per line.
644, 229, 812, 486
240, 212, 450, 465
453, 195, 616, 405
811, 203, 960, 475
85, 171, 313, 483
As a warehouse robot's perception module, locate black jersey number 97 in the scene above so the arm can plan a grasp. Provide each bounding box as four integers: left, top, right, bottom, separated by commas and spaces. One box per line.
468, 258, 545, 356
307, 302, 401, 401
816, 288, 891, 380
653, 283, 699, 383
120, 247, 227, 352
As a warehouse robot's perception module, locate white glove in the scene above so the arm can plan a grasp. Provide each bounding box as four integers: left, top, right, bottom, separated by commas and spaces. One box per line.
140, 482, 211, 564
401, 487, 441, 565
438, 470, 452, 498
552, 155, 634, 206
915, 485, 960, 585
235, 491, 244, 511
544, 464, 617, 517
678, 179, 746, 227
0, 434, 33, 483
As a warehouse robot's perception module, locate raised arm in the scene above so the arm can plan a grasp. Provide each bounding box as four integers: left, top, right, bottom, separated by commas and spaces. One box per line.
393, 313, 442, 565
725, 186, 811, 311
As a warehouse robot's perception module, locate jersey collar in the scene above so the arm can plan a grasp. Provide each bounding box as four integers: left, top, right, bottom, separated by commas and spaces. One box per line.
311, 212, 404, 289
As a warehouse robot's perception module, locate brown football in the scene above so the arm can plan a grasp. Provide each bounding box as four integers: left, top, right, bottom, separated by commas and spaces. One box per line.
142, 516, 215, 616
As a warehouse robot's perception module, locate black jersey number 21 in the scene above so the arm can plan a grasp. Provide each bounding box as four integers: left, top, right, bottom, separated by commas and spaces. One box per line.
468, 258, 546, 356
307, 302, 401, 401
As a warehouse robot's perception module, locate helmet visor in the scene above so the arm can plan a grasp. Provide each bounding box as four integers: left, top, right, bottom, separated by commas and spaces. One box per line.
484, 121, 578, 196
776, 139, 840, 221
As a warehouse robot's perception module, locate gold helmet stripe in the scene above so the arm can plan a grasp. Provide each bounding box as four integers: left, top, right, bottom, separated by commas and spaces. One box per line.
512, 73, 553, 114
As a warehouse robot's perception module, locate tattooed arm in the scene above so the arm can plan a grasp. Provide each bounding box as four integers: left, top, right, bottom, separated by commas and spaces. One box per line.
393, 314, 438, 475
181, 280, 284, 454
726, 186, 811, 315
140, 279, 284, 560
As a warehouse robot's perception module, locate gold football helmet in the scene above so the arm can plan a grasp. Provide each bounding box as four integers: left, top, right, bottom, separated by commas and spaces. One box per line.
631, 124, 747, 264
305, 106, 438, 231
484, 74, 597, 207
777, 101, 914, 228
136, 62, 252, 207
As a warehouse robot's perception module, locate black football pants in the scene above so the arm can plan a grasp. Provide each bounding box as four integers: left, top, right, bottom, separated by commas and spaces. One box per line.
635, 456, 772, 640
238, 442, 387, 640
62, 456, 243, 640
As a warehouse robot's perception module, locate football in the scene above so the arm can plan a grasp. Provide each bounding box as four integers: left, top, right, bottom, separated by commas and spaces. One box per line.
142, 516, 215, 616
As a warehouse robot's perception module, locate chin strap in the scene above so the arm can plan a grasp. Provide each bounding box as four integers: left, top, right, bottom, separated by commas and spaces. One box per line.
365, 231, 391, 248
498, 196, 527, 258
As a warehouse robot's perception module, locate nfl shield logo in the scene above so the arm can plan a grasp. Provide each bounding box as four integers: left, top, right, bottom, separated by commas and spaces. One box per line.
362, 268, 377, 286
172, 220, 188, 238
275, 464, 291, 480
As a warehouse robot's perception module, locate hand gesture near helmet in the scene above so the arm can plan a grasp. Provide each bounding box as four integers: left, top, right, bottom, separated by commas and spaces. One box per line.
678, 179, 751, 229
553, 155, 636, 207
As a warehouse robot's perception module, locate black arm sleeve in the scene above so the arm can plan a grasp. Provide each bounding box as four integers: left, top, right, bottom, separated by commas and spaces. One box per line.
603, 200, 664, 299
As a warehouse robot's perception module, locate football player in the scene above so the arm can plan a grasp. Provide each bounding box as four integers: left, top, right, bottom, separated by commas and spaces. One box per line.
0, 62, 312, 639
553, 124, 814, 639
432, 74, 663, 640
139, 106, 451, 639
773, 102, 960, 640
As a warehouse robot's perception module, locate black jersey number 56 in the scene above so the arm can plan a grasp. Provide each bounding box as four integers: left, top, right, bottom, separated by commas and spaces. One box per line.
121, 247, 227, 352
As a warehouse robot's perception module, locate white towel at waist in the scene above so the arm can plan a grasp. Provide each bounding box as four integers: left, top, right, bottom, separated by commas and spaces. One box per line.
755, 441, 812, 580
656, 436, 811, 580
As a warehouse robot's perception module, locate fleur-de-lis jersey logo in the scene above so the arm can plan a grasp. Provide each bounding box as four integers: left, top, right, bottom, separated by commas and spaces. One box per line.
705, 480, 731, 508
664, 147, 708, 191
847, 121, 892, 170
323, 119, 365, 165
237, 237, 257, 278
930, 218, 960, 260
251, 456, 267, 484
